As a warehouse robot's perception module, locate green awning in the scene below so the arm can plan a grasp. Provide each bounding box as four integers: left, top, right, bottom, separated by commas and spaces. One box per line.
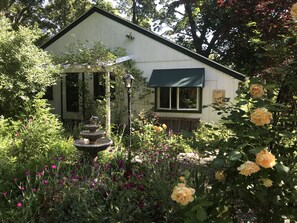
148, 68, 205, 87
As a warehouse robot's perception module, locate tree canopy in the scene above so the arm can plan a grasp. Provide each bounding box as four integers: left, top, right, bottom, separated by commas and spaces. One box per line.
152, 0, 296, 75
114, 0, 159, 30
0, 0, 114, 43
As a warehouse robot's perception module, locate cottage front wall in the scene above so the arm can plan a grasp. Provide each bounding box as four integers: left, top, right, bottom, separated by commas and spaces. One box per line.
45, 12, 241, 123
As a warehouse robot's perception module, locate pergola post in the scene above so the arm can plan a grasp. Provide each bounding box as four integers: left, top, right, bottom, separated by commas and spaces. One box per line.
105, 70, 111, 137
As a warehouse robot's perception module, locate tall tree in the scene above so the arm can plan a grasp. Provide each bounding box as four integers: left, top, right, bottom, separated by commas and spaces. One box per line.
114, 0, 159, 30
42, 0, 114, 35
155, 0, 295, 75
0, 0, 115, 43
0, 0, 45, 30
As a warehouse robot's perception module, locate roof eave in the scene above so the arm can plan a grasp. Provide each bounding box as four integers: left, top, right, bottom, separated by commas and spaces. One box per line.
41, 6, 246, 81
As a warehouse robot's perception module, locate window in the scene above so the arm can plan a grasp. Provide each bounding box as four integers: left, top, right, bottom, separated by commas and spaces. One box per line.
66, 73, 79, 112
43, 86, 53, 100
93, 72, 115, 100
93, 72, 105, 100
156, 87, 201, 112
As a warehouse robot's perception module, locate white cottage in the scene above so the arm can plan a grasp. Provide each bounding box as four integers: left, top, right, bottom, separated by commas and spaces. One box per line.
42, 6, 245, 132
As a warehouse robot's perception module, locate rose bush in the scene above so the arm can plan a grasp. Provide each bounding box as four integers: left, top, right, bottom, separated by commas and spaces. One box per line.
191, 78, 297, 222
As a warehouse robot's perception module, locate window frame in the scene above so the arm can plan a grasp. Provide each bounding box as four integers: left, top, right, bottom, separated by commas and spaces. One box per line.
155, 87, 202, 113
65, 73, 80, 112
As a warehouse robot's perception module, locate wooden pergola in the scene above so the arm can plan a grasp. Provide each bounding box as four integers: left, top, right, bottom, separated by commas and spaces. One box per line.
61, 55, 132, 137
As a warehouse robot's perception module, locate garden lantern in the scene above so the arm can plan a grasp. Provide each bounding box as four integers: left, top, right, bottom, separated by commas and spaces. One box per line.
123, 74, 134, 89
122, 74, 134, 163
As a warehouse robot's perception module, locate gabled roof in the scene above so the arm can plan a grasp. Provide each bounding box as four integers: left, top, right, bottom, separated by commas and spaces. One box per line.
41, 6, 245, 81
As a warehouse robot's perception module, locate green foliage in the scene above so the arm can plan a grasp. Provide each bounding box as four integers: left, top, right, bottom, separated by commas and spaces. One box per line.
54, 41, 152, 125
130, 111, 192, 154
0, 97, 77, 190
114, 0, 159, 29
42, 0, 115, 36
54, 40, 116, 66
0, 0, 46, 30
1, 0, 115, 38
191, 121, 231, 153
0, 140, 202, 222
0, 159, 104, 222
193, 80, 297, 222
0, 18, 60, 118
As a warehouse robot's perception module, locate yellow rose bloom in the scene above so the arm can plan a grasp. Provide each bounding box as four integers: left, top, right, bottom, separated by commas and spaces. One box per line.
237, 161, 260, 176
179, 176, 186, 182
256, 150, 276, 168
171, 183, 195, 205
153, 125, 163, 133
215, 171, 225, 182
261, 178, 273, 187
249, 84, 265, 98
162, 123, 167, 130
250, 108, 272, 126
291, 3, 297, 20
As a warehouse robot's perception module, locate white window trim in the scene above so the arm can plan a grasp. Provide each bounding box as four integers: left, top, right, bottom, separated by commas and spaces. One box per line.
157, 87, 201, 111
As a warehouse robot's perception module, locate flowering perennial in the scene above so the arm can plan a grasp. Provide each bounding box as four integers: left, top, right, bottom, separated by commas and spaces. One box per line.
153, 124, 167, 133
255, 150, 276, 168
237, 161, 260, 176
261, 178, 273, 187
215, 171, 225, 182
171, 183, 195, 205
250, 108, 272, 126
249, 84, 265, 98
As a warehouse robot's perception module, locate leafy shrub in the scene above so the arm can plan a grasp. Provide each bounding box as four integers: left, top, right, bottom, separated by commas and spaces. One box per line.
0, 19, 60, 118
0, 97, 77, 192
188, 80, 297, 222
130, 112, 192, 154
0, 117, 208, 223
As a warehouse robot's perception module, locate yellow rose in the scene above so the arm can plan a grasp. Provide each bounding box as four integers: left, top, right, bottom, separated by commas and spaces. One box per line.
249, 84, 264, 98
179, 176, 186, 182
261, 178, 273, 187
162, 123, 167, 130
171, 183, 195, 205
291, 3, 297, 20
250, 108, 272, 126
237, 161, 260, 176
215, 171, 225, 182
256, 150, 276, 168
153, 125, 163, 133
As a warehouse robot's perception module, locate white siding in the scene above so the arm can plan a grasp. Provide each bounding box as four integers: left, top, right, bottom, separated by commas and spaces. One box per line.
45, 12, 241, 122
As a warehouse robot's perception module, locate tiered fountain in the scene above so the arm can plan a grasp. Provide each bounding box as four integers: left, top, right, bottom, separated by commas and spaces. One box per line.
74, 116, 113, 165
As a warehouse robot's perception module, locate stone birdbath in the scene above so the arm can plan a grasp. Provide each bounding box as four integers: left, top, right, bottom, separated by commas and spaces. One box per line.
73, 116, 113, 165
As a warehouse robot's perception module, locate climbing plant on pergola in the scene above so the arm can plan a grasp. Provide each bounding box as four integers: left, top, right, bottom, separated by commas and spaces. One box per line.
53, 40, 151, 135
